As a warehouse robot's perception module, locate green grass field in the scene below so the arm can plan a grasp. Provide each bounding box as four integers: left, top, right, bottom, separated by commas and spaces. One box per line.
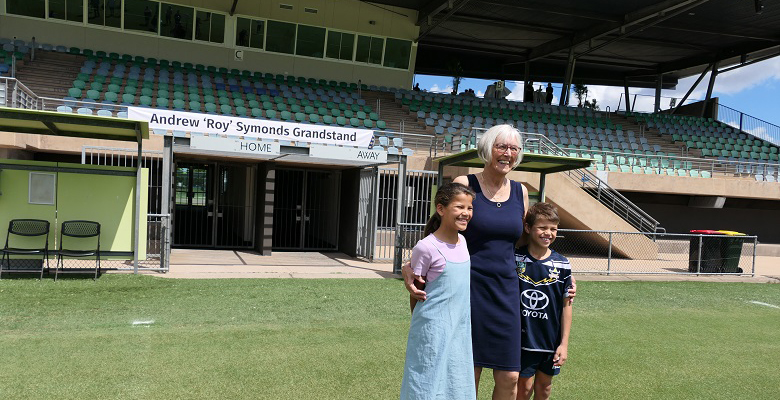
1, 276, 778, 399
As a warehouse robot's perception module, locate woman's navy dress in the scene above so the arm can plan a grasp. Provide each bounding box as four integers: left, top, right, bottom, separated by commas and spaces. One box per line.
461, 174, 525, 371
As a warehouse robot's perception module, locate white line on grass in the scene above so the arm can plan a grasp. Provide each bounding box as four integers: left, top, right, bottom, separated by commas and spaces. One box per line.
749, 301, 780, 309
132, 320, 155, 326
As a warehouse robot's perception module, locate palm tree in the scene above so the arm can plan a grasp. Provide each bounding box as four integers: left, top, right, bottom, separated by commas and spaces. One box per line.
572, 83, 588, 107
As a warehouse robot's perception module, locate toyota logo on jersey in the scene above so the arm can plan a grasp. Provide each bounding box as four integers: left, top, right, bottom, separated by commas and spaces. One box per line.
521, 289, 549, 310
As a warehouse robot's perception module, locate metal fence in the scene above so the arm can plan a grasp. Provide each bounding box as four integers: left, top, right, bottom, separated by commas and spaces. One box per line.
374, 168, 437, 261
552, 229, 756, 276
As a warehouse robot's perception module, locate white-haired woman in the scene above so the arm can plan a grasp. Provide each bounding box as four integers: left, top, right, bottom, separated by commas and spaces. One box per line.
403, 124, 576, 399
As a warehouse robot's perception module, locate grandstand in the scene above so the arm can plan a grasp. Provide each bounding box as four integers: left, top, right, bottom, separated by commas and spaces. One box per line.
1, 0, 780, 269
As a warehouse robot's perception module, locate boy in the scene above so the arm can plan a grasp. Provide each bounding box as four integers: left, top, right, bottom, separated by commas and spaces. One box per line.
514, 202, 573, 400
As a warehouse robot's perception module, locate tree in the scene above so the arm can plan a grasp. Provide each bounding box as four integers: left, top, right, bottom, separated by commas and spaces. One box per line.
584, 98, 600, 111
572, 83, 588, 107
446, 59, 464, 95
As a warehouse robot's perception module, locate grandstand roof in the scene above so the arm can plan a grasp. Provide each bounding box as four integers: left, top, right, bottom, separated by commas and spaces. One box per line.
375, 0, 780, 88
0, 107, 149, 142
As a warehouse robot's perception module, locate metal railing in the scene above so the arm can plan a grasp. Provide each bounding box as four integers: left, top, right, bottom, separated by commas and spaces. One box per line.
717, 103, 780, 147
553, 229, 756, 276
0, 77, 39, 109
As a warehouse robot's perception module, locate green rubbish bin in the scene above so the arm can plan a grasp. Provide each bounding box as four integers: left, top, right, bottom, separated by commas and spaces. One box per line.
717, 230, 747, 273
688, 230, 723, 273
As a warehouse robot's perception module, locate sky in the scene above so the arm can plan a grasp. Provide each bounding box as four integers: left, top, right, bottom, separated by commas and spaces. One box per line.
413, 57, 780, 128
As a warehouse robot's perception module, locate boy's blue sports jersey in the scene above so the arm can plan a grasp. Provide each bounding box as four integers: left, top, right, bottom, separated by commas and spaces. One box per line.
515, 247, 572, 353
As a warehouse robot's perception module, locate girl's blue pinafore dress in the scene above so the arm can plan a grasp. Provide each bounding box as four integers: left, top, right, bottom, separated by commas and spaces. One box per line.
400, 239, 476, 400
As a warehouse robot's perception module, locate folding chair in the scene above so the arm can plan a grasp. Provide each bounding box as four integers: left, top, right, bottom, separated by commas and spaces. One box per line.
55, 221, 101, 281
0, 219, 50, 279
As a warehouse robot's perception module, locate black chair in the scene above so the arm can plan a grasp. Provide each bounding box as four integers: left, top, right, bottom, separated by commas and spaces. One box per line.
0, 219, 51, 279
56, 220, 101, 281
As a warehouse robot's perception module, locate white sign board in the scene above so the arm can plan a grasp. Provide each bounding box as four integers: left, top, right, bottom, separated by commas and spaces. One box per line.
309, 144, 388, 164
190, 135, 280, 156
128, 107, 374, 147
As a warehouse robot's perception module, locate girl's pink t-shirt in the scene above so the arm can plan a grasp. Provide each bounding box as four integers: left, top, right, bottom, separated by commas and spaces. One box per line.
410, 233, 470, 283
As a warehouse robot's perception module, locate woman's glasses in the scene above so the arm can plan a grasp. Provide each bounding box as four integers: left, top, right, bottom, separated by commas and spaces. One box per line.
494, 143, 521, 154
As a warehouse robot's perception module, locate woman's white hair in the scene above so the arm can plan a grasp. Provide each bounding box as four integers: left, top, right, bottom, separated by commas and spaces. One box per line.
477, 124, 524, 169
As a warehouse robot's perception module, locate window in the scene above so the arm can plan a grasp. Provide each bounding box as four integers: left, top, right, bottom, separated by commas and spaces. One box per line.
355, 35, 384, 65
160, 3, 193, 40
195, 11, 225, 44
383, 38, 412, 69
7, 0, 45, 19
296, 25, 325, 58
49, 0, 84, 23
123, 0, 158, 33
326, 31, 354, 61
29, 173, 56, 205
236, 17, 264, 49
88, 0, 121, 28
266, 20, 296, 55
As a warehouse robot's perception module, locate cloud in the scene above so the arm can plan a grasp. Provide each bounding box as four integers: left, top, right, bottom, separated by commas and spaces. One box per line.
429, 83, 453, 94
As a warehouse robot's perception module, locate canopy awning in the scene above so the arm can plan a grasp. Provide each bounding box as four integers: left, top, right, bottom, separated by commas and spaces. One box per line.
0, 107, 149, 142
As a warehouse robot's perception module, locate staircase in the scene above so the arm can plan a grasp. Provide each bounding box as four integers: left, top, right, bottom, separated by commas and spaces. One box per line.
360, 90, 429, 136
13, 51, 83, 100
606, 111, 692, 156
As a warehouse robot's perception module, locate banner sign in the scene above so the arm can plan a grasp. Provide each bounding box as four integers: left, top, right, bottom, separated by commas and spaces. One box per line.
309, 144, 388, 163
190, 135, 280, 156
128, 107, 374, 147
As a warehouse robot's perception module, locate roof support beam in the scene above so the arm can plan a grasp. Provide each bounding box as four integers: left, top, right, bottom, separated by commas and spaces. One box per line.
417, 0, 454, 26
229, 0, 239, 16
672, 63, 712, 114
417, 0, 472, 42
527, 0, 710, 62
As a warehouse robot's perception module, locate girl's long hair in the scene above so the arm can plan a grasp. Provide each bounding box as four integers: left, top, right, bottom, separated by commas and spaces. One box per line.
423, 182, 476, 237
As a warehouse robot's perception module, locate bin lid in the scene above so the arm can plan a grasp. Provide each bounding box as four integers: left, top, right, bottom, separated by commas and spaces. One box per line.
689, 230, 723, 234
717, 230, 746, 236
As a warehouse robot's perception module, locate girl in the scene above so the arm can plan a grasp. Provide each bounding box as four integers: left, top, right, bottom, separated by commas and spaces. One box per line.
400, 182, 477, 400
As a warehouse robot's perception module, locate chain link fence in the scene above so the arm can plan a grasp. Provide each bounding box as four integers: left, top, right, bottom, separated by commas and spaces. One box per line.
552, 229, 756, 275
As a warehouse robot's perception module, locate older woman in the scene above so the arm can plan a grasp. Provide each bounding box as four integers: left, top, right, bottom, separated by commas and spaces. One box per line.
403, 124, 575, 399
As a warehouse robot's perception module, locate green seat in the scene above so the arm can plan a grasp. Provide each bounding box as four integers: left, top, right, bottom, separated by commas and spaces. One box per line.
173, 99, 185, 109
157, 90, 169, 99
189, 101, 201, 111
323, 115, 334, 125
295, 112, 306, 122
141, 87, 153, 97
280, 111, 292, 121
122, 93, 135, 104
107, 83, 121, 93
376, 120, 387, 130
219, 96, 231, 106
331, 109, 340, 117
86, 89, 100, 100
220, 104, 233, 115
104, 92, 118, 102
205, 103, 217, 113
204, 95, 216, 104
174, 91, 186, 101
265, 109, 277, 119
251, 108, 263, 118
363, 119, 374, 129
309, 114, 320, 124
68, 88, 82, 98
139, 95, 152, 106
124, 86, 138, 95
248, 100, 260, 109
73, 80, 86, 89
156, 98, 169, 108
235, 106, 247, 116
349, 117, 360, 127
189, 93, 201, 102
234, 99, 245, 107
336, 116, 347, 126
89, 81, 103, 91
369, 112, 379, 121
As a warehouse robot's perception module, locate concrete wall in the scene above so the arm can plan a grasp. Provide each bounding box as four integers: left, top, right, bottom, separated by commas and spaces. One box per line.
604, 171, 780, 200
0, 0, 418, 88
0, 158, 148, 257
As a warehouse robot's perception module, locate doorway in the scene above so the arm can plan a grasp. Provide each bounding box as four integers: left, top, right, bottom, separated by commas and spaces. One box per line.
273, 169, 340, 250
173, 162, 255, 248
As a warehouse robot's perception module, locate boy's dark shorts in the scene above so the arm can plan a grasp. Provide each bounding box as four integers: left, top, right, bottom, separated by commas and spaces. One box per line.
519, 350, 561, 377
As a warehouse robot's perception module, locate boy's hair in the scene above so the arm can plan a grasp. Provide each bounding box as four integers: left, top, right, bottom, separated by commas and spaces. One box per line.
423, 182, 476, 236
525, 202, 560, 227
